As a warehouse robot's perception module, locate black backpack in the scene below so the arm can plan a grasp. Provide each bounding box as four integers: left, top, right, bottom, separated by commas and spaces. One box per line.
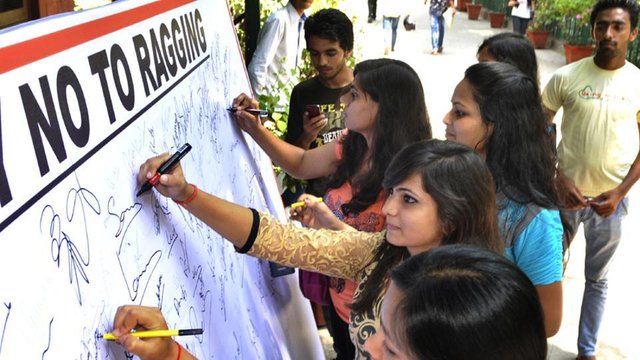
403, 15, 416, 31
498, 192, 573, 273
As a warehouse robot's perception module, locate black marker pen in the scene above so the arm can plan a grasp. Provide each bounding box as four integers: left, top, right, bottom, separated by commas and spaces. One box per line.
227, 107, 269, 117
136, 143, 192, 197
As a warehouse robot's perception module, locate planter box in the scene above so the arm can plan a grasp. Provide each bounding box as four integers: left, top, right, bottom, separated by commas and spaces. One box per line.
457, 0, 470, 11
564, 43, 594, 63
526, 30, 551, 49
467, 4, 482, 20
489, 12, 505, 28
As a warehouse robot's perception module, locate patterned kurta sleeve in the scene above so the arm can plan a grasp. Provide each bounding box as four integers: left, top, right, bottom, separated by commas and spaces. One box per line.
247, 211, 384, 280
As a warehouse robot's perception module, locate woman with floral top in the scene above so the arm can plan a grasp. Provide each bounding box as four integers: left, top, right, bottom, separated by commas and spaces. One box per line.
136, 139, 502, 359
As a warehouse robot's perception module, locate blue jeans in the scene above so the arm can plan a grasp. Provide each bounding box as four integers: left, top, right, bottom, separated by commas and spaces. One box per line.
563, 198, 629, 356
429, 9, 445, 50
383, 16, 400, 51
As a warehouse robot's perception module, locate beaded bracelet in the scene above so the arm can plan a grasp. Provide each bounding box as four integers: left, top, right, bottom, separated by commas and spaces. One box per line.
174, 184, 198, 207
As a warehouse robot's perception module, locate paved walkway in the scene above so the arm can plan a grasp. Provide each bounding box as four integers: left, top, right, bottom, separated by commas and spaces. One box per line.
318, 2, 640, 359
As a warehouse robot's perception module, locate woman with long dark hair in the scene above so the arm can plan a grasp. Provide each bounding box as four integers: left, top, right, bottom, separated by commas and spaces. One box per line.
477, 32, 539, 86
364, 244, 547, 360
233, 58, 431, 359
444, 61, 564, 336
135, 139, 502, 359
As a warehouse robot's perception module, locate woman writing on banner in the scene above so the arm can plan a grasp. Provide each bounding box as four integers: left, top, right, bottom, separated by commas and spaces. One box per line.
133, 139, 502, 359
111, 245, 547, 360
235, 58, 431, 359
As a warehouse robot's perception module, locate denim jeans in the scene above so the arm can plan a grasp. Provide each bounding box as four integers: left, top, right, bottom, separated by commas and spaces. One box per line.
383, 16, 400, 51
429, 9, 445, 50
563, 198, 629, 356
512, 16, 530, 35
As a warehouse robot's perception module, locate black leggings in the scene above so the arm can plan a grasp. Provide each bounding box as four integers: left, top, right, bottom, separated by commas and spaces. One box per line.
368, 0, 377, 18
322, 301, 355, 360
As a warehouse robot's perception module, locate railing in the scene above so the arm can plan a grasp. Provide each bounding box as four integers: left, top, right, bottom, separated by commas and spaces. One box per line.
474, 0, 506, 12
627, 35, 640, 67
559, 16, 592, 46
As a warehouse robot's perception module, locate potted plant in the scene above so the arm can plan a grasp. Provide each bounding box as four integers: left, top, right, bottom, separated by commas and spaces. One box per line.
489, 1, 507, 28
554, 0, 594, 63
467, 0, 482, 20
525, 0, 559, 49
457, 0, 471, 12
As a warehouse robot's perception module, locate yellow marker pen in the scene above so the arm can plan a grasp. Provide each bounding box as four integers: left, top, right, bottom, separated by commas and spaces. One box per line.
290, 198, 323, 209
102, 328, 203, 341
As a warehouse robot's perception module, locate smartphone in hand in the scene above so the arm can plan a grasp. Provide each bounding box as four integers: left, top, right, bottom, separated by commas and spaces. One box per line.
306, 104, 321, 117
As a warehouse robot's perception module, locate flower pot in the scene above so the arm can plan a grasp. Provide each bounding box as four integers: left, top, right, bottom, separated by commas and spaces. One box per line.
526, 30, 551, 49
489, 12, 505, 28
563, 43, 593, 64
467, 4, 482, 20
457, 0, 470, 11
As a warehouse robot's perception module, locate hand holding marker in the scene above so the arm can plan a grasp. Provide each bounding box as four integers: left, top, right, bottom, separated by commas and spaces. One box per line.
290, 197, 323, 209
227, 106, 268, 117
136, 143, 192, 196
101, 328, 203, 341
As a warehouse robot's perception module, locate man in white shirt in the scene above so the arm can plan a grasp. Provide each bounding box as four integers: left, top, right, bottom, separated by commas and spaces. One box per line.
247, 0, 313, 98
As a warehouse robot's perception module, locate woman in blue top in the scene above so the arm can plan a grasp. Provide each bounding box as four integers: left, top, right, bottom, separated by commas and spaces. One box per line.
444, 61, 564, 337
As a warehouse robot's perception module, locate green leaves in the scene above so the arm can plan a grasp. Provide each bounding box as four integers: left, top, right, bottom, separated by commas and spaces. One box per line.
529, 0, 562, 31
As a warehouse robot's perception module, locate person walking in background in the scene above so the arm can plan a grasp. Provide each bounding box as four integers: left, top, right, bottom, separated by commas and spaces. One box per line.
247, 0, 313, 98
542, 1, 640, 358
380, 1, 401, 55
368, 0, 378, 22
427, 0, 455, 55
508, 0, 534, 35
283, 8, 356, 359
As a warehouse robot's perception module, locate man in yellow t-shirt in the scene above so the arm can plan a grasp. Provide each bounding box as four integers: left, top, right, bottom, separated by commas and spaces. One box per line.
542, 1, 640, 359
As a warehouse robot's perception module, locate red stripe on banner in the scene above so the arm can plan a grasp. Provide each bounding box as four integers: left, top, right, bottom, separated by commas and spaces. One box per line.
0, 0, 195, 74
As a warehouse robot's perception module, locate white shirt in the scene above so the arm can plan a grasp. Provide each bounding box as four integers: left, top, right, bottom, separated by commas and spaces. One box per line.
379, 0, 405, 17
247, 2, 306, 97
511, 0, 532, 19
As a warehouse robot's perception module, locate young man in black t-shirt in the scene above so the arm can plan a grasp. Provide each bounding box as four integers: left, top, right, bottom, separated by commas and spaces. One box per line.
284, 9, 354, 198
282, 9, 356, 360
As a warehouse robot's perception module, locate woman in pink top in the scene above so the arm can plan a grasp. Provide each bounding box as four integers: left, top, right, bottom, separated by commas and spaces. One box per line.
232, 58, 431, 358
